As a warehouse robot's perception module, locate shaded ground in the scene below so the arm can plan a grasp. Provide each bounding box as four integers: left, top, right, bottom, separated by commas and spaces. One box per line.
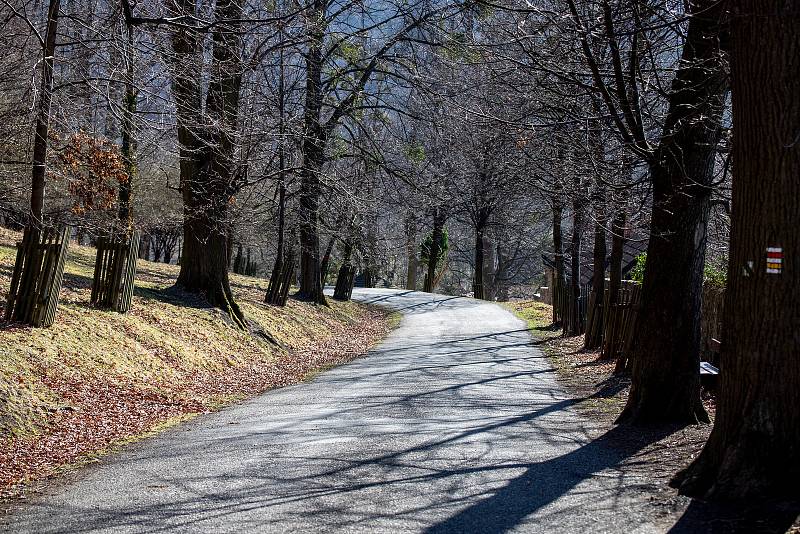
504, 300, 800, 533
0, 289, 729, 533
0, 229, 390, 499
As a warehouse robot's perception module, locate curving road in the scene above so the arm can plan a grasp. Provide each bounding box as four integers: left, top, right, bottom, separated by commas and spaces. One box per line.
2, 289, 674, 533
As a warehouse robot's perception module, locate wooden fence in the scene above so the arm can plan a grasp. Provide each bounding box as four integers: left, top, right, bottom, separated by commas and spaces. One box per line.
90, 231, 139, 312
552, 279, 588, 334
4, 226, 69, 327
600, 281, 641, 360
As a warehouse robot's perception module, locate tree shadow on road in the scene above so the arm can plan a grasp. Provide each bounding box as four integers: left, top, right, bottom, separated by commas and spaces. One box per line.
423, 424, 678, 533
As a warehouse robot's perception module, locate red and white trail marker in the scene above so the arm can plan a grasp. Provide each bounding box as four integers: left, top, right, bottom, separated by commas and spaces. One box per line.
766, 247, 783, 274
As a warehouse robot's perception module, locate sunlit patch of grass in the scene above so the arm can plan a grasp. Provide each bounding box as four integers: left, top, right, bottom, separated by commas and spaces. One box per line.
502, 300, 559, 340
0, 227, 384, 438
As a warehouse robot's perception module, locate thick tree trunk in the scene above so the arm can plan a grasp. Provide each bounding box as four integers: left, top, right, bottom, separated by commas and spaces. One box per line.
423, 208, 445, 293
673, 0, 800, 500
333, 240, 355, 301
584, 218, 606, 348
170, 0, 245, 324
297, 0, 327, 305
233, 243, 243, 274
320, 233, 336, 287
618, 0, 728, 425
30, 0, 61, 226
178, 193, 241, 322
139, 232, 150, 261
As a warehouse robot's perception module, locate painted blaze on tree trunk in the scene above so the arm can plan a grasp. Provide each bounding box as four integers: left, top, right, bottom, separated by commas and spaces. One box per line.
673, 0, 800, 500
617, 0, 729, 425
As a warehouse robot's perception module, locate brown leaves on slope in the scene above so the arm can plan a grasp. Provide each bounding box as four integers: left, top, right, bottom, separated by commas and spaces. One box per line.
0, 305, 390, 500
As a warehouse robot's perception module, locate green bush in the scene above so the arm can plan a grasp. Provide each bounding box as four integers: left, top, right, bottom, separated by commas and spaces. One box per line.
419, 228, 449, 264
630, 252, 647, 283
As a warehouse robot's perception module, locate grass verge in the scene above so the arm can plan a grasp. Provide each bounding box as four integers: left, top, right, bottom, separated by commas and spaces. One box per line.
0, 227, 393, 500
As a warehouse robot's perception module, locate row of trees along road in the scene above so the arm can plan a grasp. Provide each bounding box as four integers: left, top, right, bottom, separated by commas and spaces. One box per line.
0, 0, 797, 504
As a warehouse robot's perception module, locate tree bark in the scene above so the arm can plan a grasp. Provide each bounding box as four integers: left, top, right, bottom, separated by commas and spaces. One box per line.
601, 205, 626, 362
30, 0, 61, 226
423, 208, 445, 293
567, 191, 585, 336
552, 196, 564, 324
320, 232, 336, 287
473, 206, 491, 300
297, 0, 327, 305
266, 28, 287, 303
118, 20, 136, 226
673, 0, 800, 500
618, 0, 728, 425
170, 0, 245, 325
483, 234, 495, 301
405, 213, 417, 290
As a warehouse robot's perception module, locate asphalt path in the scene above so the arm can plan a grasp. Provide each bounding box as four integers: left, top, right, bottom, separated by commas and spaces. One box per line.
3, 289, 674, 533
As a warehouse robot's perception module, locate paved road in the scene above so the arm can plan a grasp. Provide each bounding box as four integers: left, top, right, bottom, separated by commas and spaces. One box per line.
3, 289, 672, 533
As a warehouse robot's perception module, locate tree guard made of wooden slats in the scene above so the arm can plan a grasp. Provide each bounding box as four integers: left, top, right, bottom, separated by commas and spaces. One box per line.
333, 264, 356, 301
4, 226, 69, 327
265, 252, 295, 306
90, 230, 140, 312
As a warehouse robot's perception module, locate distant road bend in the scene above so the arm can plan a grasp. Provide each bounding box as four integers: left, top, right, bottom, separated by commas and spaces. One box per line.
4, 289, 674, 533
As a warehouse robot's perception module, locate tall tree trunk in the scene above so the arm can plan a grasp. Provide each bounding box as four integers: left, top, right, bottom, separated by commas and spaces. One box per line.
405, 213, 417, 290
423, 208, 445, 293
333, 239, 355, 301
618, 0, 728, 424
673, 0, 800, 500
233, 243, 243, 274
297, 0, 327, 305
584, 218, 606, 348
170, 0, 245, 325
585, 163, 607, 348
266, 27, 287, 303
552, 196, 564, 324
320, 233, 336, 287
567, 192, 585, 336
602, 205, 626, 362
30, 0, 61, 226
118, 21, 136, 226
473, 207, 490, 300
483, 234, 495, 301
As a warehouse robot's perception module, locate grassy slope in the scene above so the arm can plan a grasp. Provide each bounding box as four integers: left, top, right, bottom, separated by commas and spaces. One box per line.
503, 300, 628, 417
0, 228, 389, 494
